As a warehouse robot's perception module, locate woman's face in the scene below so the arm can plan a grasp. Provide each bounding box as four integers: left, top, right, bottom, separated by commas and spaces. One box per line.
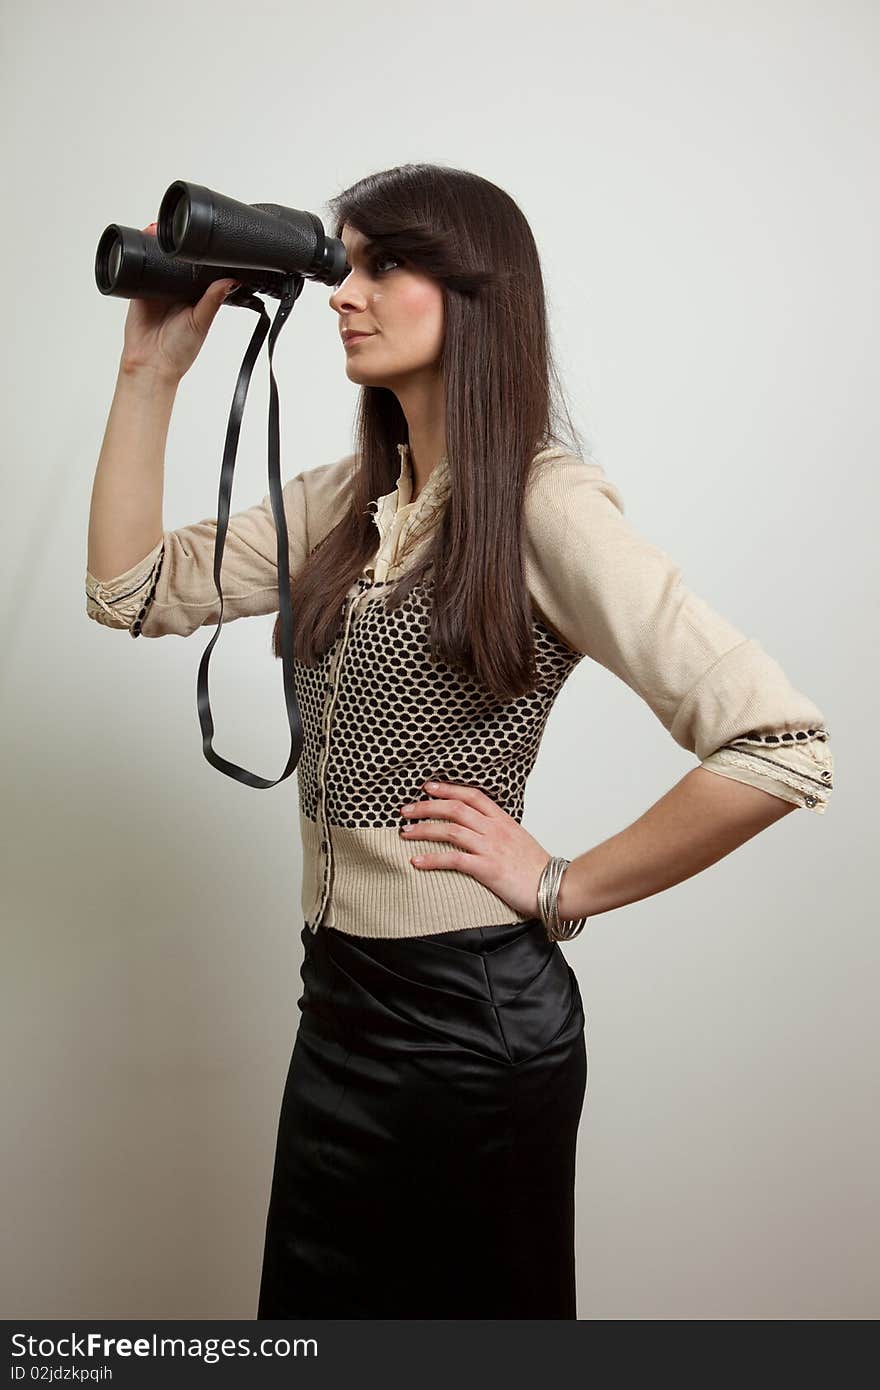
329, 224, 445, 388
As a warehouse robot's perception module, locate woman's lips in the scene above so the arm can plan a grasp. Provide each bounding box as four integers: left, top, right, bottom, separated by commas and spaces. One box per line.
344, 333, 374, 348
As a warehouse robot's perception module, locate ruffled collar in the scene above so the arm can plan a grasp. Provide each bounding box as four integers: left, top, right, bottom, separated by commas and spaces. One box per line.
367, 444, 451, 559
393, 442, 451, 510
371, 443, 572, 528
370, 443, 450, 519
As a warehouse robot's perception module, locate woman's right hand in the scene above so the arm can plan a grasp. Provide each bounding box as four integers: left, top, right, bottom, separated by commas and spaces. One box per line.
120, 222, 239, 383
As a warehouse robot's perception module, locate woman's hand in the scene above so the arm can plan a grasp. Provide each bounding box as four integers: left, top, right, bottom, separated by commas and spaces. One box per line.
120, 222, 240, 383
400, 780, 551, 918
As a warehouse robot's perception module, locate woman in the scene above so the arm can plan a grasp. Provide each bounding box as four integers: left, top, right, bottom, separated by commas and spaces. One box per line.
86, 163, 833, 1319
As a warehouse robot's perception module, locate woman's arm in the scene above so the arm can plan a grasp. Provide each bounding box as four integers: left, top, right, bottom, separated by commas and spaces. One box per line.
87, 361, 176, 581
522, 451, 834, 813
556, 765, 797, 922
86, 447, 357, 639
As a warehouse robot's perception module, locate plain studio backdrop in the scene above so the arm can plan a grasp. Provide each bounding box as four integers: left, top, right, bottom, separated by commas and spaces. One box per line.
1, 0, 876, 1322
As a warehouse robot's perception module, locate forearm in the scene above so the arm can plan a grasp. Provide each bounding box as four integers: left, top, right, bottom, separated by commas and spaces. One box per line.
555, 765, 798, 923
87, 361, 178, 581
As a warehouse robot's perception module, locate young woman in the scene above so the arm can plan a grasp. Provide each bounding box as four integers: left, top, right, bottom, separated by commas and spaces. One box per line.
86, 163, 833, 1319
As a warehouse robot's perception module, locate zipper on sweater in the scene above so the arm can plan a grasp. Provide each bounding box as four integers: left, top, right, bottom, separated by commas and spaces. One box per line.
311, 582, 374, 930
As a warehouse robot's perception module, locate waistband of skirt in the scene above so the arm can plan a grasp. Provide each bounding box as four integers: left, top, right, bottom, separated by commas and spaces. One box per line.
302, 918, 543, 955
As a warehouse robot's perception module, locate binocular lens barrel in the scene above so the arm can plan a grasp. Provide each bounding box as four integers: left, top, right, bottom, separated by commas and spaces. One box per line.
96, 180, 347, 302
95, 227, 130, 294
156, 179, 345, 285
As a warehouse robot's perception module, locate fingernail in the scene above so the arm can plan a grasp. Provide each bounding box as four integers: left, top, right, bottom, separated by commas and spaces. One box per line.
224, 281, 241, 294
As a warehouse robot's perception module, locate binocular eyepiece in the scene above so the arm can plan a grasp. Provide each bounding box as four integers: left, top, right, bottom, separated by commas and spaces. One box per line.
96, 179, 350, 304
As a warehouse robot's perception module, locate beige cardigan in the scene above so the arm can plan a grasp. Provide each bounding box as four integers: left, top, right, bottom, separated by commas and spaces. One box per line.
86, 445, 833, 938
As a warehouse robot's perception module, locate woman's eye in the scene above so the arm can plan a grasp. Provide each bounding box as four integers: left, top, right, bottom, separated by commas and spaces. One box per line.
335, 254, 400, 287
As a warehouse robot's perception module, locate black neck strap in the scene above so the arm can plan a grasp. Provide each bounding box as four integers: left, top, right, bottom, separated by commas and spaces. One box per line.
196, 273, 304, 788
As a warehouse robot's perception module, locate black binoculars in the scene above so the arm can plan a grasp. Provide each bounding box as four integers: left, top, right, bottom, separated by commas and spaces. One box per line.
95, 178, 350, 304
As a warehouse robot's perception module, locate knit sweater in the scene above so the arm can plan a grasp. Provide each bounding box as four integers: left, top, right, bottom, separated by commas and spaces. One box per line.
86, 443, 833, 938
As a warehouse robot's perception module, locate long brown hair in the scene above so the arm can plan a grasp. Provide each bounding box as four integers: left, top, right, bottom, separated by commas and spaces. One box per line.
271, 161, 589, 701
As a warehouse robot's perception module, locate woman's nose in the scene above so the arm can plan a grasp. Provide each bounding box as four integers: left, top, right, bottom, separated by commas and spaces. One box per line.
329, 274, 366, 313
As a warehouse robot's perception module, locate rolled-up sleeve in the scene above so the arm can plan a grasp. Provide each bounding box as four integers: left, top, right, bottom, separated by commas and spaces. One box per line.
86, 537, 165, 631
85, 471, 310, 639
699, 729, 832, 813
522, 451, 833, 813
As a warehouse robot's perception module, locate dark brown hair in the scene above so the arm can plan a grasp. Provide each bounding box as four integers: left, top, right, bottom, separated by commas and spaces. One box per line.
271, 161, 589, 701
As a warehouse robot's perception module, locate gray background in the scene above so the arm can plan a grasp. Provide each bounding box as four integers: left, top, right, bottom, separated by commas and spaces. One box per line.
2, 0, 876, 1320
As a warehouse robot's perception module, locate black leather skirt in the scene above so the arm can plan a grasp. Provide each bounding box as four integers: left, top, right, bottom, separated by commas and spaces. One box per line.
257, 918, 587, 1319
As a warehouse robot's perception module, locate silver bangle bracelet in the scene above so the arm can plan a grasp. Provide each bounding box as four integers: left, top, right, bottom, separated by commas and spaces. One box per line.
537, 855, 588, 943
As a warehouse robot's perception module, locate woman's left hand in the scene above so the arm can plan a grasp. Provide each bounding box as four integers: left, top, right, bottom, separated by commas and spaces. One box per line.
400, 780, 551, 918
